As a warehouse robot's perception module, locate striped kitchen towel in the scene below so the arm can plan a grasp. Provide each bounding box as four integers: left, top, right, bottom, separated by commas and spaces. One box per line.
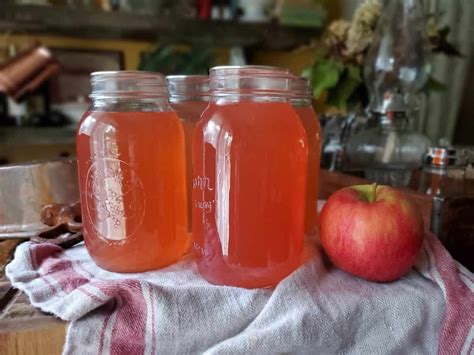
5, 232, 474, 355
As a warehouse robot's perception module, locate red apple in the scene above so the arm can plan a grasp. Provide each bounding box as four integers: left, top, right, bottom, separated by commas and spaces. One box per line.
320, 184, 424, 282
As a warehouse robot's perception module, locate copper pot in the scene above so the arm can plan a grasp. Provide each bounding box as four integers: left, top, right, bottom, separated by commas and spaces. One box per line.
0, 45, 61, 101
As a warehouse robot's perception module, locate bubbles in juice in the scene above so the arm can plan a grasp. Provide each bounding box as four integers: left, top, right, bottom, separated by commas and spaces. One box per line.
77, 111, 188, 272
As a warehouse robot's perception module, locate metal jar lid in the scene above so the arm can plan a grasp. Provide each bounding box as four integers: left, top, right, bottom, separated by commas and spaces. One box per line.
423, 147, 466, 168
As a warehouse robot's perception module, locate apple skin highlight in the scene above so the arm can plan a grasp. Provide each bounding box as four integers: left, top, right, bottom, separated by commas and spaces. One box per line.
320, 185, 425, 282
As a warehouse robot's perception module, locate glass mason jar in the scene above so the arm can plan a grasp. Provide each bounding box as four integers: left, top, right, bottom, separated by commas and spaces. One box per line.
76, 71, 188, 272
290, 77, 321, 236
419, 147, 467, 197
167, 75, 210, 233
345, 111, 431, 186
193, 66, 308, 288
420, 147, 473, 270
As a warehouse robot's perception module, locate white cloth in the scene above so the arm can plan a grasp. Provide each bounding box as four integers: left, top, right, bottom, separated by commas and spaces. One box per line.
5, 232, 474, 354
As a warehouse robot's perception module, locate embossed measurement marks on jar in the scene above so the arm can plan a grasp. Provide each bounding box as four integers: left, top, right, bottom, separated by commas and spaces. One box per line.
193, 175, 215, 213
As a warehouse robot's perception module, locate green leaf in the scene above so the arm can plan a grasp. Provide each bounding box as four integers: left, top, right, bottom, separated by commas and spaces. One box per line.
433, 40, 463, 57
326, 64, 363, 110
432, 26, 463, 57
425, 76, 447, 92
183, 48, 213, 75
138, 45, 213, 74
438, 26, 450, 38
311, 59, 344, 98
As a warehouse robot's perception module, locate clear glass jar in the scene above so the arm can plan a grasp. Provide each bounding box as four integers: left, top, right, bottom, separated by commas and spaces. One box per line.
345, 111, 431, 186
419, 147, 467, 197
290, 77, 321, 236
421, 147, 473, 271
167, 75, 209, 233
193, 66, 308, 288
76, 71, 188, 272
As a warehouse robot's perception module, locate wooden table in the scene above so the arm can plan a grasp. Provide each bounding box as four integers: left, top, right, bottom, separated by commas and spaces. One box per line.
0, 170, 433, 355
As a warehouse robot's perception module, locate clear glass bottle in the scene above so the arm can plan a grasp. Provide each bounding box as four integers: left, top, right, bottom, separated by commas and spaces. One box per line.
290, 77, 321, 236
422, 147, 473, 271
76, 71, 188, 272
193, 66, 308, 288
167, 75, 209, 233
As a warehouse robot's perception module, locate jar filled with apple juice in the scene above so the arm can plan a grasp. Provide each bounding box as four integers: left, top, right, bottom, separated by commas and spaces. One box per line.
193, 66, 308, 288
167, 75, 210, 233
290, 77, 321, 236
76, 71, 188, 273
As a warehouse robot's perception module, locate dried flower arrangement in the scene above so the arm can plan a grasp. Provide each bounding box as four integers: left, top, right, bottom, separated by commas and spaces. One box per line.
302, 0, 461, 111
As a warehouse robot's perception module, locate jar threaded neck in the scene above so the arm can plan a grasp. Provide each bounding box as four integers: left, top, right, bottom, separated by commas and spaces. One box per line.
90, 71, 169, 99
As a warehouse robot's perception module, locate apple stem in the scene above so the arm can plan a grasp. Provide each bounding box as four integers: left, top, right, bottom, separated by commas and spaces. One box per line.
370, 183, 377, 203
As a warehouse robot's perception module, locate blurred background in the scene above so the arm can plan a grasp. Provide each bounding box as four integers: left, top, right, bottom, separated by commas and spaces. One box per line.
0, 0, 473, 177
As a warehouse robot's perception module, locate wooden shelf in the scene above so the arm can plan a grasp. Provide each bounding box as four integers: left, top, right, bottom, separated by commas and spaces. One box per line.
0, 4, 321, 50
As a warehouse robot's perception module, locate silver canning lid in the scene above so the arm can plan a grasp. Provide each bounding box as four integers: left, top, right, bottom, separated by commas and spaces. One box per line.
423, 146, 466, 168
166, 75, 210, 101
